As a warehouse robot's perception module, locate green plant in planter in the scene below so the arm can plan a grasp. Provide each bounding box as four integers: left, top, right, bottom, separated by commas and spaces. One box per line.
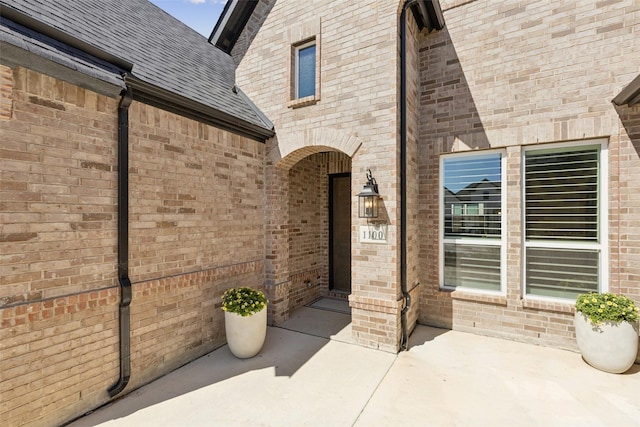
222, 287, 268, 317
575, 292, 639, 325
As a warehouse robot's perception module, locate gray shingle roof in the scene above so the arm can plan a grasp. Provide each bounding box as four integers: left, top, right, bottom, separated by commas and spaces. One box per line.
0, 0, 273, 135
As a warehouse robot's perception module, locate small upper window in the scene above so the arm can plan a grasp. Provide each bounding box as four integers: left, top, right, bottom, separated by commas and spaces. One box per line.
295, 41, 316, 99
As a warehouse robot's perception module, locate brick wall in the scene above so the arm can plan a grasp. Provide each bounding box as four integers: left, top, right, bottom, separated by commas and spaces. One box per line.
127, 100, 265, 281
1, 66, 120, 425
1, 66, 119, 306
1, 291, 118, 427
417, 0, 640, 352
1, 66, 268, 426
287, 154, 326, 310
128, 262, 263, 389
405, 9, 421, 335
230, 0, 277, 66
616, 105, 640, 301
1, 64, 13, 119
289, 155, 325, 276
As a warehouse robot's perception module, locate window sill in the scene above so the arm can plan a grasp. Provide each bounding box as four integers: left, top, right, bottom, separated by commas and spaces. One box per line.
521, 298, 574, 314
447, 289, 507, 306
288, 95, 318, 109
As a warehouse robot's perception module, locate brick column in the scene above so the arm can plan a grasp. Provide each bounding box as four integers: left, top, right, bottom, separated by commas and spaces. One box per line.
264, 141, 291, 325
349, 160, 402, 353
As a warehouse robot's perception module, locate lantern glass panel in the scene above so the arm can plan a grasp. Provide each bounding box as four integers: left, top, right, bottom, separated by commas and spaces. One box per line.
358, 194, 378, 218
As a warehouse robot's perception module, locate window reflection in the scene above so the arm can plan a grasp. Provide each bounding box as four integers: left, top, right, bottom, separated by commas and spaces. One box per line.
443, 154, 501, 238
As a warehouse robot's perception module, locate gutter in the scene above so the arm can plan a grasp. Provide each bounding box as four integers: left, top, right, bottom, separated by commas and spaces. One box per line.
125, 77, 274, 142
0, 4, 133, 72
108, 86, 133, 397
399, 0, 445, 351
399, 1, 412, 352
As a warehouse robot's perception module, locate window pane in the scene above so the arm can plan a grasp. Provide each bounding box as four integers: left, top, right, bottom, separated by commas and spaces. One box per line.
444, 154, 501, 238
297, 44, 315, 98
526, 248, 598, 299
525, 148, 598, 240
444, 243, 501, 291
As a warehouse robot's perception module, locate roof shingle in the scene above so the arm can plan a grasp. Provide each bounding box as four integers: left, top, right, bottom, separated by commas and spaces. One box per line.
0, 0, 273, 134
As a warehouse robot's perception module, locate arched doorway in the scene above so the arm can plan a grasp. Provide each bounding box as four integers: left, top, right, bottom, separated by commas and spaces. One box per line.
262, 129, 361, 326
286, 150, 352, 312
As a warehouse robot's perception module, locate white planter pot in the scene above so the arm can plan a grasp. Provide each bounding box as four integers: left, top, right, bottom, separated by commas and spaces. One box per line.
574, 312, 639, 374
224, 308, 267, 359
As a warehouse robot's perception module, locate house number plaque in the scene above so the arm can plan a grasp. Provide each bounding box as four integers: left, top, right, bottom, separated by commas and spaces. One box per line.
359, 224, 388, 244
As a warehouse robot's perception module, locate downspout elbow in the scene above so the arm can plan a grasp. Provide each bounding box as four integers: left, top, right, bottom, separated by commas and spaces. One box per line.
108, 276, 131, 397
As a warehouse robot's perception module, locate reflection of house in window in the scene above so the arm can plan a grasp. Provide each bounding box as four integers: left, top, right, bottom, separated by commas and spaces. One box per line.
442, 152, 503, 292
446, 179, 501, 237
451, 202, 483, 233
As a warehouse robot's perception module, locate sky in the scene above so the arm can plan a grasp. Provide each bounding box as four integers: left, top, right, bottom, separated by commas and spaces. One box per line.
149, 0, 227, 38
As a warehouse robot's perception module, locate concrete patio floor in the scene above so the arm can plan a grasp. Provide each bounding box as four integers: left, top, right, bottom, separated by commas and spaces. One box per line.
68, 303, 640, 427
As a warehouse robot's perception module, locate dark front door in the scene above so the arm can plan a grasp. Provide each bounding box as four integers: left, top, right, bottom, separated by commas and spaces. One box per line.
330, 174, 351, 293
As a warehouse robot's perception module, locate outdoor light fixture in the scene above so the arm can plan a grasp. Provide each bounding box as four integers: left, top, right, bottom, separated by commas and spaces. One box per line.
357, 169, 380, 218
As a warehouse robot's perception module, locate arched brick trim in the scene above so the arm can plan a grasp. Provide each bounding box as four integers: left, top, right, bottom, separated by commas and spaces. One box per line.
270, 128, 362, 171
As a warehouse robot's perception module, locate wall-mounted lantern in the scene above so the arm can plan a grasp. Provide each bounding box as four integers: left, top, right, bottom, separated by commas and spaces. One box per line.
357, 169, 380, 218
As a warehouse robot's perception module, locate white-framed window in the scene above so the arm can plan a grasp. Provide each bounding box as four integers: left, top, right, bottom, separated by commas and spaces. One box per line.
295, 40, 316, 99
440, 151, 505, 293
523, 140, 608, 300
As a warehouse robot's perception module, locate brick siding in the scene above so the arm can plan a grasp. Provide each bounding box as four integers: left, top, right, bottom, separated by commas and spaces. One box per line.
1, 67, 119, 305
1, 290, 118, 426
1, 64, 13, 119
1, 67, 268, 426
418, 0, 640, 354
616, 103, 640, 323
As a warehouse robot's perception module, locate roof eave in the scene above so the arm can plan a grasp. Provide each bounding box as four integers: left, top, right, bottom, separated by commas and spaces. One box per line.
2, 2, 273, 142
126, 76, 274, 142
0, 39, 125, 98
612, 74, 640, 107
208, 0, 258, 54
0, 4, 133, 71
410, 0, 445, 33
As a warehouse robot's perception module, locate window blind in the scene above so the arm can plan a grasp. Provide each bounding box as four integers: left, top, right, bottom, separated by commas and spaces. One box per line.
526, 248, 598, 299
444, 243, 501, 291
525, 149, 598, 240
524, 145, 601, 299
